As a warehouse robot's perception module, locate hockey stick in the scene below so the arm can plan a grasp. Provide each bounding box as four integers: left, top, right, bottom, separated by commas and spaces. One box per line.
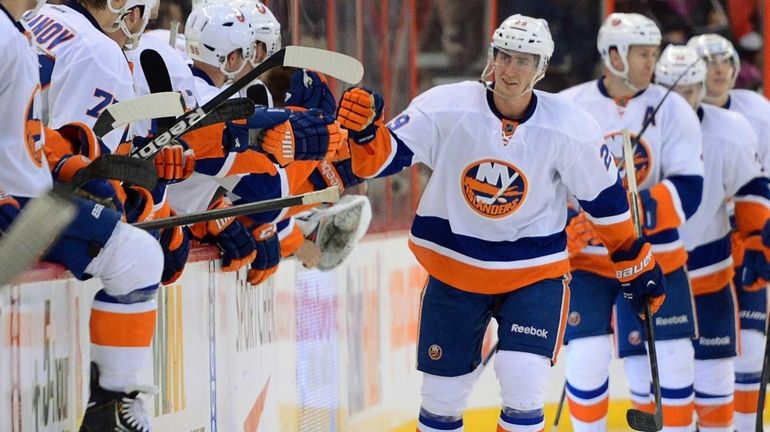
0, 154, 157, 285
756, 319, 770, 431
182, 98, 255, 132
92, 92, 185, 138
140, 49, 177, 133
482, 341, 499, 367
551, 384, 567, 432
134, 186, 340, 231
628, 59, 700, 154
0, 186, 76, 285
132, 46, 364, 160
622, 129, 663, 432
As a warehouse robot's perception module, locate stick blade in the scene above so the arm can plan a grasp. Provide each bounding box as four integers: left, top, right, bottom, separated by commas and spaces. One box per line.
0, 189, 76, 285
626, 408, 662, 432
283, 46, 364, 84
301, 187, 341, 206
93, 92, 185, 138
73, 154, 158, 191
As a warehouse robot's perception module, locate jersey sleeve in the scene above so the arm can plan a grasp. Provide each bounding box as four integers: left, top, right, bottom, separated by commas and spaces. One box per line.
641, 94, 704, 235
728, 119, 770, 237
349, 91, 443, 178
46, 45, 136, 152
557, 132, 636, 253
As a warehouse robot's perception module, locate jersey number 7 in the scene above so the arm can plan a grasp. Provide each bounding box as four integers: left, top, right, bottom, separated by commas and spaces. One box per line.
86, 88, 117, 119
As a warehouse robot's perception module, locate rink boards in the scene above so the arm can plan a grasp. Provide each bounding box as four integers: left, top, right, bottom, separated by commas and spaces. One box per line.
1, 232, 766, 431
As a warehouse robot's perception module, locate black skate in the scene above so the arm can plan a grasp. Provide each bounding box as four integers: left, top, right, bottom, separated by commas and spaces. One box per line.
79, 363, 154, 432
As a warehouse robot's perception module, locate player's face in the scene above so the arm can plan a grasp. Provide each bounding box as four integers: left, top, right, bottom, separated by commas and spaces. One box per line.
704, 54, 735, 98
626, 45, 659, 89
226, 50, 247, 77
493, 51, 539, 97
253, 41, 267, 65
673, 83, 703, 110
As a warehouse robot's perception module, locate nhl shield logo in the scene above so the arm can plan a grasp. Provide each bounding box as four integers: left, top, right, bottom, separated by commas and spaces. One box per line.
568, 311, 581, 327
628, 330, 642, 346
604, 131, 653, 186
461, 159, 528, 219
428, 344, 443, 360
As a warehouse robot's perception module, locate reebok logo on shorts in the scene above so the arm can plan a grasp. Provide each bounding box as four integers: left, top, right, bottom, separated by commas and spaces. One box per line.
740, 310, 766, 321
655, 314, 688, 326
511, 323, 548, 339
698, 336, 730, 346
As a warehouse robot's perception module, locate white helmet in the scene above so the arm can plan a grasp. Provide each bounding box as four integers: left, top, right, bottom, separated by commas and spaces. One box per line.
120, 0, 158, 50
483, 14, 554, 94
687, 33, 741, 78
597, 13, 662, 84
185, 2, 257, 79
655, 45, 706, 87
104, 0, 156, 47
238, 0, 281, 65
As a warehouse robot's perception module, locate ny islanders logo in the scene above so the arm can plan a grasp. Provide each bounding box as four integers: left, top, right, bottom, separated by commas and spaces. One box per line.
604, 131, 653, 186
461, 159, 528, 218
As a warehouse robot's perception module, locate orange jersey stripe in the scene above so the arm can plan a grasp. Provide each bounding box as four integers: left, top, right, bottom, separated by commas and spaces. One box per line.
644, 182, 684, 236
182, 123, 226, 159
280, 224, 305, 258
567, 396, 609, 423
408, 240, 570, 294
90, 309, 156, 347
654, 247, 688, 274
227, 151, 278, 176
695, 402, 734, 428
285, 160, 320, 193
552, 280, 570, 363
690, 266, 735, 296
734, 390, 759, 414
592, 218, 636, 254
662, 402, 694, 427
570, 251, 616, 278
350, 124, 393, 178
735, 201, 770, 238
571, 246, 686, 277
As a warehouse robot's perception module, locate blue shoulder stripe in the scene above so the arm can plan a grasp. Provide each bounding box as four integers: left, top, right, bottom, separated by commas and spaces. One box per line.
578, 176, 629, 220
736, 177, 770, 201
376, 130, 415, 178
667, 175, 703, 219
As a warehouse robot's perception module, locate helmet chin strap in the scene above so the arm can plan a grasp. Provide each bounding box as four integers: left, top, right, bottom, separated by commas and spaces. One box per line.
480, 62, 542, 100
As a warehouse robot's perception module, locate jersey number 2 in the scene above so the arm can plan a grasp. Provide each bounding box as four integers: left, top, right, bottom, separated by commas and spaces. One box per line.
86, 89, 116, 119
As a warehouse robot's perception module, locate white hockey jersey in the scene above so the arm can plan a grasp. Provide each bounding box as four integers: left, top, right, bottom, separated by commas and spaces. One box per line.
723, 89, 770, 173
26, 3, 135, 152
358, 81, 638, 294
680, 104, 763, 295
561, 79, 704, 276
0, 7, 53, 198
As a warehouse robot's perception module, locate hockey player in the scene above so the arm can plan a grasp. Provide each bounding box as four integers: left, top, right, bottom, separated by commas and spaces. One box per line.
658, 44, 770, 432
336, 14, 665, 432
560, 13, 704, 431
688, 33, 770, 431
1, 1, 161, 430
172, 1, 350, 283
